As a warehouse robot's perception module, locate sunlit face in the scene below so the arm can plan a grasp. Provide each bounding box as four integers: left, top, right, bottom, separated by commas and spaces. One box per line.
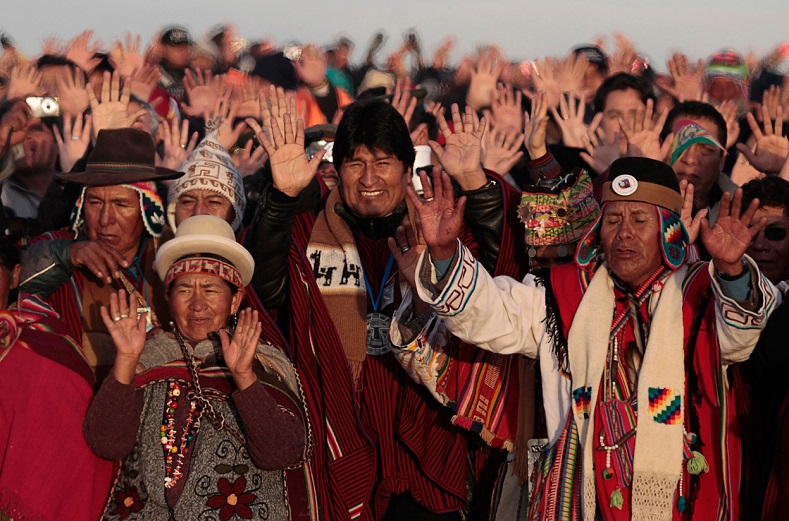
601, 88, 646, 138
175, 189, 235, 227
671, 117, 725, 207
746, 206, 789, 284
600, 201, 663, 286
167, 273, 243, 343
339, 145, 409, 218
83, 186, 144, 262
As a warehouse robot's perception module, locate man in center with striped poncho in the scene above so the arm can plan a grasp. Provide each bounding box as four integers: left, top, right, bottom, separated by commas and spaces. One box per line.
392, 156, 778, 521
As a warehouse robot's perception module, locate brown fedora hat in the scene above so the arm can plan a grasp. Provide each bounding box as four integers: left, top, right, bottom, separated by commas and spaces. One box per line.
56, 128, 183, 185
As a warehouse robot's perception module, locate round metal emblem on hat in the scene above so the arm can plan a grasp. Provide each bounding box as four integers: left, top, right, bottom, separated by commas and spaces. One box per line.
612, 174, 638, 196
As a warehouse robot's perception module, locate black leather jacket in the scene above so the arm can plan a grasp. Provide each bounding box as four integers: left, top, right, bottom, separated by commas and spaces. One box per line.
248, 179, 505, 309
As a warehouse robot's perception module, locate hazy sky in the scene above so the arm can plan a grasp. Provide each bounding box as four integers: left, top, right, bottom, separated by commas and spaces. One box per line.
4, 0, 788, 71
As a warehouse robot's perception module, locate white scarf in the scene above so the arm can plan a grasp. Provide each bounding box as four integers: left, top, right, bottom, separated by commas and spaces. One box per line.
568, 263, 686, 521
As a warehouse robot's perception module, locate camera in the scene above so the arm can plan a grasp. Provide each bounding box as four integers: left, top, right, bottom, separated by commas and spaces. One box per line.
25, 96, 60, 118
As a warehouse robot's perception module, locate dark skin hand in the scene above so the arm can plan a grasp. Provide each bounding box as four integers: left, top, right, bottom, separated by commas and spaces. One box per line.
70, 240, 130, 284
0, 100, 32, 151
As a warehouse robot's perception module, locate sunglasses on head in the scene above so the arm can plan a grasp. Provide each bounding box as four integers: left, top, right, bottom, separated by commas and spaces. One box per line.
760, 226, 789, 242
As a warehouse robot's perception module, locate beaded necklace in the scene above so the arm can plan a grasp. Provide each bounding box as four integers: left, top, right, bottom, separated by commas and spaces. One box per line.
161, 381, 200, 488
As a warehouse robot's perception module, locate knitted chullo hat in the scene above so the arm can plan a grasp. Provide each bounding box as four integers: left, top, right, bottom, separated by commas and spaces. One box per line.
517, 169, 600, 247
706, 50, 750, 99
576, 157, 689, 270
71, 182, 166, 238
167, 132, 246, 232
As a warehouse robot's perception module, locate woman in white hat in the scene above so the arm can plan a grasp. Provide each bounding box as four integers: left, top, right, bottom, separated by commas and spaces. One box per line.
83, 215, 314, 520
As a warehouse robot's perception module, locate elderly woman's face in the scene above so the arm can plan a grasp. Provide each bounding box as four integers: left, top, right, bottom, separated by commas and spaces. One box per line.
167, 273, 243, 342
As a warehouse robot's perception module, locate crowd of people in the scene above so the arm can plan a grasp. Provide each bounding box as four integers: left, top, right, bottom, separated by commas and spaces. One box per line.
0, 23, 788, 521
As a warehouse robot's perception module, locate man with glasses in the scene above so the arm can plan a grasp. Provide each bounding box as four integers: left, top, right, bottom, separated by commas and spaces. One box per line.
740, 176, 789, 290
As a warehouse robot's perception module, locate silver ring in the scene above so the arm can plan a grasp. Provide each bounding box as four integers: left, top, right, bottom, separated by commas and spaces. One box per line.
400, 245, 410, 254
71, 135, 80, 141
113, 316, 122, 322
120, 314, 129, 319
424, 197, 435, 202
180, 144, 186, 149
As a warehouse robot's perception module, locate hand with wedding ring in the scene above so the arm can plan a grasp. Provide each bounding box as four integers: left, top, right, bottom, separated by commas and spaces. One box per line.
100, 289, 148, 384
157, 117, 198, 171
54, 113, 93, 173
387, 215, 427, 298
405, 168, 466, 262
218, 308, 262, 391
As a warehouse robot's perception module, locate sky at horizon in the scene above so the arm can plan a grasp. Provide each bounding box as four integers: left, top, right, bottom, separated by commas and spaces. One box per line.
4, 0, 788, 72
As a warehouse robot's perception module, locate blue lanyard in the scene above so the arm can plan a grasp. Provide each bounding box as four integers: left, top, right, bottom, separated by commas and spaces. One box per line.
362, 255, 395, 311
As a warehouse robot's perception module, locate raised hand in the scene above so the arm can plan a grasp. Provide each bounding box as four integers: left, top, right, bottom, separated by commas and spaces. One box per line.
679, 180, 708, 244
157, 118, 198, 171
89, 71, 146, 138
429, 103, 488, 190
232, 138, 269, 177
219, 308, 262, 391
406, 169, 466, 261
100, 289, 148, 384
482, 124, 524, 174
246, 112, 324, 197
701, 189, 764, 276
580, 116, 622, 174
389, 77, 417, 127
489, 83, 523, 131
232, 76, 264, 119
54, 113, 92, 173
54, 68, 89, 117
0, 100, 32, 149
109, 33, 146, 79
129, 64, 161, 103
466, 49, 503, 111
551, 91, 588, 149
206, 96, 246, 151
258, 84, 297, 143
618, 98, 671, 161
523, 90, 549, 159
7, 65, 42, 99
660, 53, 705, 102
431, 36, 456, 70
64, 30, 103, 74
736, 105, 789, 174
716, 99, 741, 149
183, 69, 225, 117
760, 84, 782, 122
388, 216, 427, 292
293, 44, 327, 88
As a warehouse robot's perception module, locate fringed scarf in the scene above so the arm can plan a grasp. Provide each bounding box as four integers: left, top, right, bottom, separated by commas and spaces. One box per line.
569, 263, 687, 521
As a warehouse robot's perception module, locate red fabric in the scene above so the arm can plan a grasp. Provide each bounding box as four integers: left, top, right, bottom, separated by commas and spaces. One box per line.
550, 263, 742, 520
0, 296, 114, 521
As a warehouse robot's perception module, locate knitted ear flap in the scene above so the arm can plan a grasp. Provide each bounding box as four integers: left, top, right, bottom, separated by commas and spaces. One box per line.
575, 204, 606, 268
138, 188, 165, 237
658, 207, 689, 270
69, 184, 166, 238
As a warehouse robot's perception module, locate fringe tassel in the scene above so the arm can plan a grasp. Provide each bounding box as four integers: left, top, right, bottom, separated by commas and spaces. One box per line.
349, 360, 364, 391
